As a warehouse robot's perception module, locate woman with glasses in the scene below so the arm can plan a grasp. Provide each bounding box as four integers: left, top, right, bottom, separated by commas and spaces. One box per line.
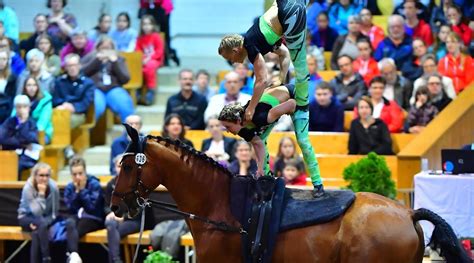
17, 162, 59, 263
411, 54, 456, 105
425, 73, 452, 112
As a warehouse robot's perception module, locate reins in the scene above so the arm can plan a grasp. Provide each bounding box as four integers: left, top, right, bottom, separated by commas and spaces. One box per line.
113, 136, 247, 263
146, 199, 247, 234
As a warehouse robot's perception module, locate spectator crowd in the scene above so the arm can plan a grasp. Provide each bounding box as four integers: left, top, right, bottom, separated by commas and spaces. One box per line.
0, 0, 474, 261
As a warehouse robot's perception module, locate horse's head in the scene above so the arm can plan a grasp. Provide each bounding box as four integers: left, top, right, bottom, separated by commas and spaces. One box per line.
110, 124, 159, 218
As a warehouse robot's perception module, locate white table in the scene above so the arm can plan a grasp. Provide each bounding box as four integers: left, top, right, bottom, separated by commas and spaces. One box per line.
414, 171, 474, 243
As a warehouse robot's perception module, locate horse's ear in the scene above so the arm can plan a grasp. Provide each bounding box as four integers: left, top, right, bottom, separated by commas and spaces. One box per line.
123, 123, 139, 144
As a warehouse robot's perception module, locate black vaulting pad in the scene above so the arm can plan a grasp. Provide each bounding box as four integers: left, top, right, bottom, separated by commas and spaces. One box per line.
280, 189, 355, 231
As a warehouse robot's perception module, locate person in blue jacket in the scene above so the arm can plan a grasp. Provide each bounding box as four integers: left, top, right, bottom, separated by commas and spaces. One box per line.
64, 156, 104, 262
309, 81, 344, 132
0, 95, 38, 178
328, 0, 362, 35
52, 53, 95, 129
374, 15, 413, 70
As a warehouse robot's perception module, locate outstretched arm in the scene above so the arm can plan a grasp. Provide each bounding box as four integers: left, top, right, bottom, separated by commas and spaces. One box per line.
245, 54, 269, 122
267, 99, 296, 123
251, 136, 266, 177
274, 44, 291, 83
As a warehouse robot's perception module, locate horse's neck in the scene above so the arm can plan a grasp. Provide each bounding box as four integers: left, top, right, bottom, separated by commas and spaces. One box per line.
158, 146, 234, 221
154, 145, 242, 262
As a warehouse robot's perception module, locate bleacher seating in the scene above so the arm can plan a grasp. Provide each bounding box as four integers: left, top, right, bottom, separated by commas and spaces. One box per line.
323, 52, 332, 70
0, 151, 18, 181
121, 51, 144, 105
318, 71, 338, 82
0, 226, 150, 263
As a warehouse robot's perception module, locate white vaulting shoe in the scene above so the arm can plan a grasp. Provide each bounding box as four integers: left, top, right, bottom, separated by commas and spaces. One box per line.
67, 252, 82, 263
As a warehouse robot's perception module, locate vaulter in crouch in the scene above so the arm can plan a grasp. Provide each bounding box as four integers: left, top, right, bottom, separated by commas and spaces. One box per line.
218, 84, 324, 198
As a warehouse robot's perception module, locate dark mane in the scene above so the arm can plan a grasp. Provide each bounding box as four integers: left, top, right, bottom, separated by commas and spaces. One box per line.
147, 135, 234, 178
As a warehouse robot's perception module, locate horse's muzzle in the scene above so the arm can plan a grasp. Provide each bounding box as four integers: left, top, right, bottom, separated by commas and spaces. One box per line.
111, 204, 123, 217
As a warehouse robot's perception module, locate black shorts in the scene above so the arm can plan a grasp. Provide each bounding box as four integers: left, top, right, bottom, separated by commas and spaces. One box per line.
285, 83, 296, 99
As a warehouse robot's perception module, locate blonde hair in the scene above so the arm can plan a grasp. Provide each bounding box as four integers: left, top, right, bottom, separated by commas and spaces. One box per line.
218, 102, 244, 123
31, 162, 52, 177
218, 34, 244, 55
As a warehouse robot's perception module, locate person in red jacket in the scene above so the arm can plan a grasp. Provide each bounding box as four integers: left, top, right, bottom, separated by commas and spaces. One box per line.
438, 32, 474, 94
403, 0, 433, 46
446, 5, 472, 46
281, 158, 307, 186
359, 8, 384, 50
354, 76, 404, 133
135, 15, 164, 105
353, 38, 379, 85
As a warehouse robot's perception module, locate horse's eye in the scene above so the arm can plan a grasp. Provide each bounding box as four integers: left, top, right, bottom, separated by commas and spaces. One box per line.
122, 164, 132, 173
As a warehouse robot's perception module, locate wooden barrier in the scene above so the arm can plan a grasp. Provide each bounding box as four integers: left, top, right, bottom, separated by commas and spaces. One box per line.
343, 111, 353, 131
0, 226, 150, 263
397, 85, 474, 189
0, 151, 18, 181
317, 154, 398, 188
71, 105, 96, 154
151, 130, 415, 156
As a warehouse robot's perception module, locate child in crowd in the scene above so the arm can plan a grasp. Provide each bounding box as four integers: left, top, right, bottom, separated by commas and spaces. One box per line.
13, 76, 53, 144
407, 86, 438, 134
135, 15, 165, 105
353, 38, 379, 85
432, 24, 451, 61
273, 137, 305, 177
88, 14, 113, 43
36, 34, 61, 76
281, 158, 307, 186
110, 12, 138, 52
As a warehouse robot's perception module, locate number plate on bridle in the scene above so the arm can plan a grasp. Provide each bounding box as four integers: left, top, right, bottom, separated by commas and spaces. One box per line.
135, 153, 147, 165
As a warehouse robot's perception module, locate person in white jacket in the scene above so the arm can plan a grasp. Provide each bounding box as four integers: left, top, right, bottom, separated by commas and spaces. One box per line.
204, 71, 251, 124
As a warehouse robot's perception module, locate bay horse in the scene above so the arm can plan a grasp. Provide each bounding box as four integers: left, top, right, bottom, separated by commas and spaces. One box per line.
111, 125, 471, 263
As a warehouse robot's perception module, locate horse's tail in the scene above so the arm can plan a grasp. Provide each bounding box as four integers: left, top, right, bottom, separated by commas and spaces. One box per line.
412, 208, 472, 263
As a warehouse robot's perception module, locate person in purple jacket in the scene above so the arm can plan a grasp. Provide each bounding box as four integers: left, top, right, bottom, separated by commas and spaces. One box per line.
63, 156, 104, 262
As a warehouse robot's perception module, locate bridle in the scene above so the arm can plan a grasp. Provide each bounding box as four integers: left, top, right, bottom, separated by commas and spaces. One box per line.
111, 135, 247, 262
112, 135, 155, 205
